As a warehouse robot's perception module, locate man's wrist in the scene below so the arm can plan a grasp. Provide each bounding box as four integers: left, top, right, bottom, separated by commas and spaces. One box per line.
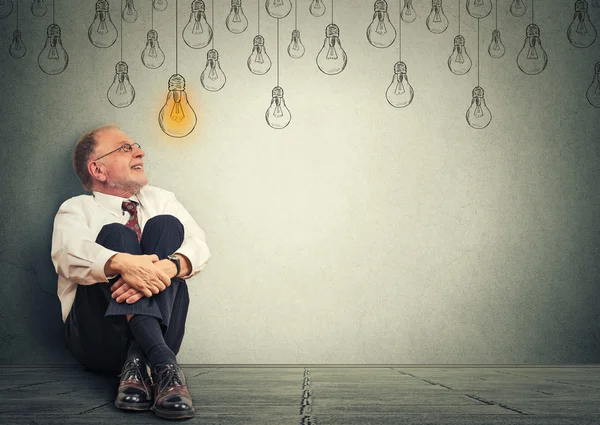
104, 252, 127, 277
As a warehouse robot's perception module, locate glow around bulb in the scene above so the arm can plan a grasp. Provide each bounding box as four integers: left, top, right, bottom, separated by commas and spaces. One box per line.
488, 29, 505, 58
265, 86, 291, 129
509, 0, 526, 17
466, 86, 492, 129
9, 29, 26, 59
266, 0, 292, 19
226, 0, 248, 33
0, 0, 13, 18
426, 0, 449, 34
448, 35, 472, 74
517, 24, 548, 75
38, 23, 69, 74
309, 0, 326, 17
466, 0, 492, 19
367, 0, 397, 48
107, 61, 135, 108
587, 61, 600, 107
122, 0, 138, 23
153, 0, 168, 11
248, 35, 272, 74
88, 0, 118, 48
386, 61, 414, 108
401, 0, 417, 23
183, 0, 212, 49
159, 74, 197, 138
567, 0, 597, 48
141, 30, 165, 69
31, 0, 47, 17
200, 48, 227, 91
288, 29, 305, 58
316, 24, 348, 75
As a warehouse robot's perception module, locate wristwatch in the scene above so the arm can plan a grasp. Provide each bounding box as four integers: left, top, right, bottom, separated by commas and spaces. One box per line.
167, 254, 181, 277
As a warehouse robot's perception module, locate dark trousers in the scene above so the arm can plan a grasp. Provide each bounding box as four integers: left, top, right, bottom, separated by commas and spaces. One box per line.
65, 215, 190, 374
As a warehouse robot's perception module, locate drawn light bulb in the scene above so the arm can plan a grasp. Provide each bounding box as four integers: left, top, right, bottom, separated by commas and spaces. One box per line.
309, 0, 326, 17
466, 0, 492, 19
159, 74, 197, 138
466, 86, 492, 129
31, 0, 47, 17
509, 0, 526, 17
367, 0, 397, 48
88, 0, 118, 48
0, 0, 13, 18
448, 35, 472, 74
107, 61, 135, 108
200, 48, 227, 91
38, 23, 68, 74
426, 0, 449, 34
141, 29, 165, 68
266, 0, 292, 19
386, 61, 414, 108
265, 86, 291, 129
183, 0, 212, 49
517, 23, 548, 75
567, 0, 597, 48
122, 0, 138, 23
226, 0, 248, 33
247, 35, 272, 74
401, 0, 417, 23
9, 29, 26, 58
488, 29, 505, 58
316, 23, 348, 75
153, 0, 168, 11
587, 61, 600, 107
288, 29, 305, 58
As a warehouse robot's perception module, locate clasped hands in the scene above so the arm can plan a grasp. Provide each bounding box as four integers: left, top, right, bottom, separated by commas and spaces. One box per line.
109, 253, 174, 304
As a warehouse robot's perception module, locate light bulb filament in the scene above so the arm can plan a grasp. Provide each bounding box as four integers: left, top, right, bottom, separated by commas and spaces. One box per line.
292, 41, 299, 50
577, 17, 588, 35
433, 7, 442, 23
376, 15, 387, 35
98, 14, 109, 35
255, 51, 265, 63
394, 77, 406, 95
475, 0, 484, 6
274, 0, 284, 6
474, 99, 483, 118
456, 47, 465, 63
233, 7, 241, 22
208, 62, 218, 80
327, 39, 338, 59
274, 103, 284, 118
170, 91, 185, 123
193, 15, 204, 34
527, 44, 538, 59
49, 38, 59, 59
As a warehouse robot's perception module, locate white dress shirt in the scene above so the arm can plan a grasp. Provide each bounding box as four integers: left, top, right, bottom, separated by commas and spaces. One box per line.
51, 184, 211, 322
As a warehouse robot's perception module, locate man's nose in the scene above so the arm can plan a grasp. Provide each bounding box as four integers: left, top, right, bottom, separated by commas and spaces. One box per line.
134, 145, 145, 157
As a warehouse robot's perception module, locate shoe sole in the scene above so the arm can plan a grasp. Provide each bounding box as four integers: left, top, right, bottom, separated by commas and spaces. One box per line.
151, 405, 196, 420
114, 399, 153, 411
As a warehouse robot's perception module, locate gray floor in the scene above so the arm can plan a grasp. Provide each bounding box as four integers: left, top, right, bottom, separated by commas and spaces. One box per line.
1, 366, 599, 424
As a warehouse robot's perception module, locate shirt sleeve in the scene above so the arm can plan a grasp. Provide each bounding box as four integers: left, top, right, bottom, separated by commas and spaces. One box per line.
162, 192, 211, 279
51, 199, 119, 285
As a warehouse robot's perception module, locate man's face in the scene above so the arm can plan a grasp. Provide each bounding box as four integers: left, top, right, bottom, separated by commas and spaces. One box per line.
92, 127, 148, 195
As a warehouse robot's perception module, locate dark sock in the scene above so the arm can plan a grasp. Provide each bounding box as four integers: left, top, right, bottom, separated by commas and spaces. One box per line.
128, 315, 177, 368
126, 340, 145, 360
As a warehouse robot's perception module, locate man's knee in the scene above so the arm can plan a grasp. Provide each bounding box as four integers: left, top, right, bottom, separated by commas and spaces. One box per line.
145, 215, 183, 234
96, 223, 139, 249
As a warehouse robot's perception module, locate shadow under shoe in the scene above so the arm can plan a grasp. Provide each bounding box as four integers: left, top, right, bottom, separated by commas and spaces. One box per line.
151, 364, 196, 419
114, 357, 153, 411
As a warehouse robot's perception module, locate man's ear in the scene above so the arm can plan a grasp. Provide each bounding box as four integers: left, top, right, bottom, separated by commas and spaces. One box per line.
88, 160, 107, 183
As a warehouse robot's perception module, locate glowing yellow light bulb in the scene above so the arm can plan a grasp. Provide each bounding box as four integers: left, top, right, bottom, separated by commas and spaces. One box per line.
158, 74, 198, 138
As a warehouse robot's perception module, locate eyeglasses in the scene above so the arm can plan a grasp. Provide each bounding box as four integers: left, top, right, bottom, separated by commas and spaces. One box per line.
93, 142, 141, 161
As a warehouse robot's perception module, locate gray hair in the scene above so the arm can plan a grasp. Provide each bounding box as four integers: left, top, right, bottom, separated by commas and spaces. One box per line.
72, 124, 120, 191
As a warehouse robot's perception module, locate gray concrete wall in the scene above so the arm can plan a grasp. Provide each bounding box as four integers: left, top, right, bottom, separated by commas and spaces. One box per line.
0, 0, 599, 365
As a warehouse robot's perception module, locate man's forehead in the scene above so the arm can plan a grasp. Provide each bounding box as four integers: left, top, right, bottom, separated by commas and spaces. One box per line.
96, 128, 130, 145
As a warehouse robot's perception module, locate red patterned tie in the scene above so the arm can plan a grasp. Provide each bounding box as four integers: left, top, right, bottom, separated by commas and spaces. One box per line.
122, 200, 142, 242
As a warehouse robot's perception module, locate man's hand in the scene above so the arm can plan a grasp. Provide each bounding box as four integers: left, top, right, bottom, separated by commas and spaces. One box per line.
106, 253, 171, 298
111, 278, 145, 304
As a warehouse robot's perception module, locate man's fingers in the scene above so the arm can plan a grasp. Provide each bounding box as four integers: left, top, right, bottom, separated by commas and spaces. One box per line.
148, 254, 160, 262
158, 270, 171, 287
116, 287, 138, 303
112, 283, 131, 299
110, 278, 125, 292
126, 292, 144, 304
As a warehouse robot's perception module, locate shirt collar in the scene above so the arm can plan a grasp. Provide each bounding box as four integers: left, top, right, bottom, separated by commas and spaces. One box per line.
92, 191, 142, 217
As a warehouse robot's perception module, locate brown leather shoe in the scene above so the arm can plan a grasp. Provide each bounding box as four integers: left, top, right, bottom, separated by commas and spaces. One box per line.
114, 357, 153, 411
151, 364, 195, 419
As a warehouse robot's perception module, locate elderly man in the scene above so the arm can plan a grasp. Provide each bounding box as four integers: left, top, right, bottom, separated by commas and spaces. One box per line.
51, 124, 210, 420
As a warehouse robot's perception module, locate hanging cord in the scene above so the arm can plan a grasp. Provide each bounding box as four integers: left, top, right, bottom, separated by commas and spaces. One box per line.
258, 0, 260, 35
531, 0, 534, 24
399, 0, 401, 61
16, 0, 18, 30
120, 0, 123, 61
477, 17, 480, 86
152, 0, 154, 30
331, 0, 333, 24
495, 0, 497, 30
53, 0, 55, 23
277, 17, 279, 86
294, 0, 297, 30
211, 0, 214, 49
175, 0, 178, 74
458, 0, 461, 35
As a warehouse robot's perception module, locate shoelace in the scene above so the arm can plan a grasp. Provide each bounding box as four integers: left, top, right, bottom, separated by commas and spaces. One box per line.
119, 358, 150, 395
154, 365, 184, 395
